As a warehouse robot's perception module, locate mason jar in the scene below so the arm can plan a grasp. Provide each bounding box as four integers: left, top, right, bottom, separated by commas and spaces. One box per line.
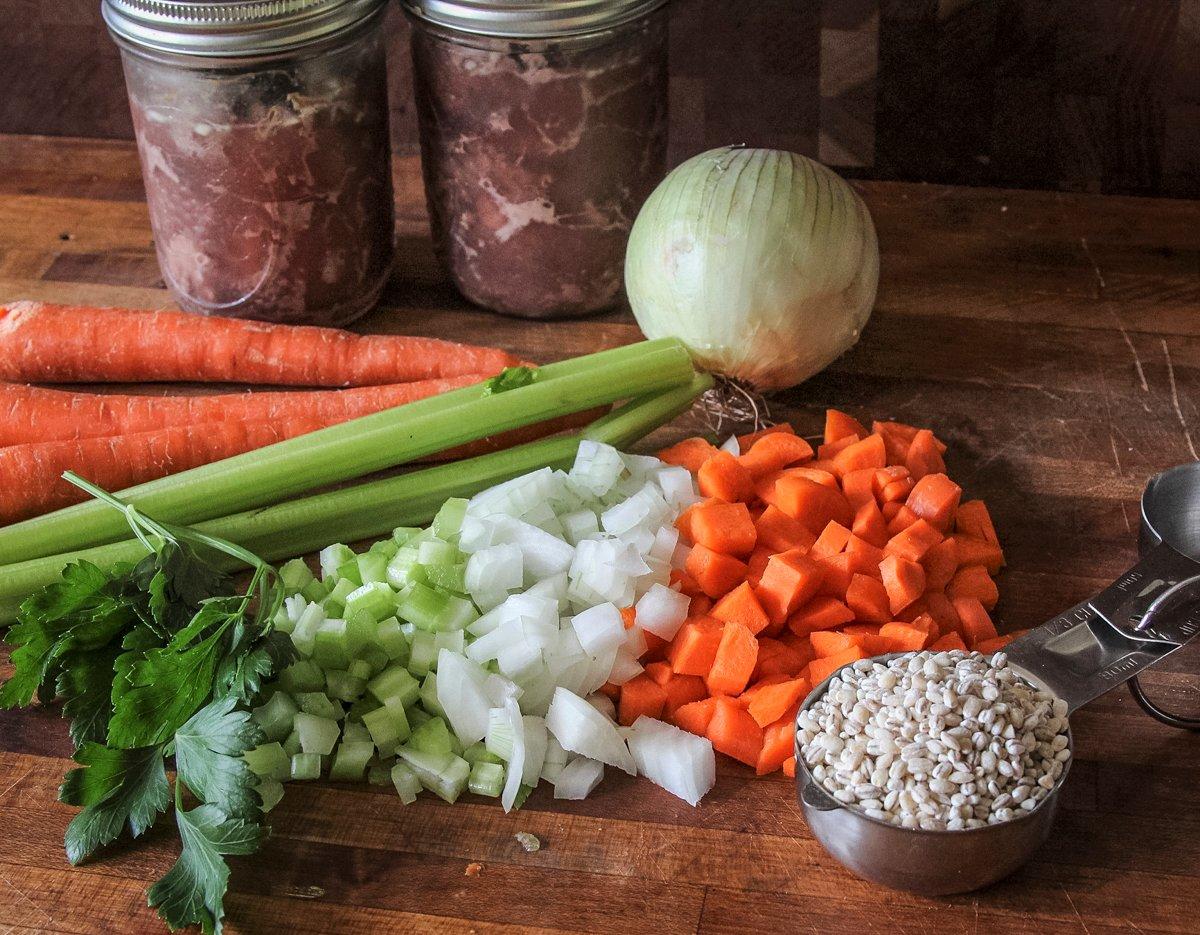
103, 0, 396, 325
403, 0, 670, 319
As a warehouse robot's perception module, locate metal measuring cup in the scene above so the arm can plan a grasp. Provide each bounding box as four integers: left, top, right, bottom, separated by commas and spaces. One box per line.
794, 462, 1200, 895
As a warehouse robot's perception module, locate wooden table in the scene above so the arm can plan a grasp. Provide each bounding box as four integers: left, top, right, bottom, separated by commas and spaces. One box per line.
1, 134, 1198, 934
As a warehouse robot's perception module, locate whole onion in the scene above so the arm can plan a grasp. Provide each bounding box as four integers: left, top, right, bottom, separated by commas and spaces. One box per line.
625, 146, 879, 392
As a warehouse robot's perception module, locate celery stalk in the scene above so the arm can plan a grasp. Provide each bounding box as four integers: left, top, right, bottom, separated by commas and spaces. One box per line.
0, 339, 695, 564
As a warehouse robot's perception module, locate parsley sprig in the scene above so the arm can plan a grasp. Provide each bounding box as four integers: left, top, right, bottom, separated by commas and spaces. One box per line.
1, 472, 295, 934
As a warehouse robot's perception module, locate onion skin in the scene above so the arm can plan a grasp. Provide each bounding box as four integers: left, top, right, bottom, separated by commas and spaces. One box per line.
625, 147, 879, 392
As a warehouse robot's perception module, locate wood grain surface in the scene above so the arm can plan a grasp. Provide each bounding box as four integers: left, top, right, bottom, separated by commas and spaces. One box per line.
1, 134, 1199, 934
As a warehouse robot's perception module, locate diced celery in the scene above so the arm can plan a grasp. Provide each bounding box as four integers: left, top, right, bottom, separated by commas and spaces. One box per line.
386, 548, 427, 590
367, 666, 420, 708
329, 740, 374, 782
397, 583, 451, 631
362, 702, 411, 756
367, 762, 393, 786
243, 742, 290, 781
370, 536, 401, 558
278, 658, 325, 694
294, 712, 341, 756
396, 747, 470, 804
320, 543, 356, 581
360, 644, 390, 677
290, 602, 325, 657
301, 579, 331, 604
335, 558, 363, 587
272, 603, 295, 635
511, 783, 535, 810
280, 558, 315, 593
294, 692, 344, 721
346, 694, 381, 722
342, 720, 372, 745
436, 595, 478, 632
392, 526, 422, 546
419, 672, 444, 718
344, 581, 395, 622
291, 752, 322, 781
257, 778, 285, 812
468, 761, 505, 797
408, 716, 454, 756
282, 729, 302, 758
312, 617, 361, 669
251, 691, 298, 743
424, 563, 467, 594
485, 708, 515, 761
357, 551, 389, 585
417, 539, 458, 567
321, 577, 357, 616
347, 658, 373, 682
324, 669, 366, 703
464, 741, 503, 765
407, 707, 432, 730
408, 632, 438, 676
373, 617, 409, 662
345, 610, 376, 658
433, 497, 469, 541
390, 761, 422, 804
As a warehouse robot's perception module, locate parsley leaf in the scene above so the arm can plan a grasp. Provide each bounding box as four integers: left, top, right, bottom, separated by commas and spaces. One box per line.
59, 743, 170, 865
136, 543, 229, 639
57, 644, 123, 746
213, 629, 296, 704
149, 803, 264, 935
174, 698, 264, 823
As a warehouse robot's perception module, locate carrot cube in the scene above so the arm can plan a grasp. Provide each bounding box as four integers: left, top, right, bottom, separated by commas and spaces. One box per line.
756, 718, 798, 775
885, 518, 944, 563
706, 697, 764, 767
852, 499, 889, 548
685, 544, 748, 598
806, 645, 868, 685
930, 631, 968, 652
922, 537, 960, 591
658, 437, 720, 474
824, 409, 868, 445
738, 423, 796, 450
667, 616, 724, 675
753, 636, 812, 680
787, 596, 855, 635
818, 433, 859, 461
745, 546, 772, 590
947, 565, 1000, 610
643, 661, 672, 685
698, 450, 754, 502
739, 432, 815, 478
773, 475, 853, 533
706, 622, 759, 695
782, 756, 797, 778
906, 429, 947, 480
754, 504, 816, 553
662, 674, 709, 717
814, 552, 855, 598
809, 629, 862, 657
956, 499, 1000, 545
811, 520, 853, 558
846, 534, 885, 570
906, 473, 962, 532
952, 596, 999, 646
846, 573, 892, 624
755, 549, 825, 624
711, 581, 771, 636
879, 553, 927, 614
617, 674, 668, 726
672, 696, 718, 736
841, 468, 878, 510
831, 433, 887, 478
974, 634, 1015, 654
886, 505, 921, 536
955, 535, 1005, 574
876, 622, 930, 653
690, 499, 757, 555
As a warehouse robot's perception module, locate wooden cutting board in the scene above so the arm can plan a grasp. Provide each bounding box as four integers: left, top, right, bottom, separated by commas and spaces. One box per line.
1, 134, 1198, 934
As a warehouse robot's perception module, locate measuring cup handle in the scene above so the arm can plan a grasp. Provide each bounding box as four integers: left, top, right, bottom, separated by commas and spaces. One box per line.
1138, 572, 1200, 637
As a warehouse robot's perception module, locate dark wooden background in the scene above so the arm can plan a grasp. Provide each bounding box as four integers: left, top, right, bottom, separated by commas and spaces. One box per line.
1, 0, 1197, 198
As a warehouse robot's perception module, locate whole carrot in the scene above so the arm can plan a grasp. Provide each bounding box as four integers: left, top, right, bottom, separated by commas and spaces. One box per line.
0, 302, 520, 386
0, 376, 486, 446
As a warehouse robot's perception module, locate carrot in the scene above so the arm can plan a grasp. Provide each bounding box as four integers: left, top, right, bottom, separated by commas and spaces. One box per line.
773, 475, 853, 534
851, 500, 889, 548
738, 432, 814, 478
846, 573, 891, 625
672, 697, 718, 736
831, 433, 887, 478
662, 674, 709, 717
788, 596, 855, 635
811, 520, 853, 558
0, 417, 330, 524
782, 756, 797, 778
885, 518, 944, 563
686, 545, 749, 598
618, 674, 668, 726
955, 535, 1006, 574
908, 613, 939, 643
806, 645, 867, 685
810, 630, 862, 657
906, 473, 962, 532
711, 582, 771, 636
885, 504, 921, 536
698, 451, 754, 502
745, 546, 773, 590
690, 500, 757, 555
755, 549, 825, 624
753, 637, 813, 679
846, 534, 885, 569
920, 591, 962, 636
841, 468, 877, 510
930, 631, 968, 652
906, 429, 947, 480
876, 622, 929, 653
955, 499, 1000, 545
669, 569, 704, 598
643, 661, 673, 685
737, 673, 792, 705
814, 553, 855, 599
974, 634, 1015, 654
706, 697, 764, 767
0, 301, 519, 385
817, 433, 859, 461
880, 477, 916, 505
825, 409, 868, 444
756, 718, 798, 776
754, 505, 815, 553
947, 565, 1000, 610
667, 617, 725, 675
879, 553, 926, 614
738, 423, 796, 449
922, 537, 960, 591
952, 597, 999, 646
706, 622, 759, 695
598, 682, 622, 701
658, 437, 720, 474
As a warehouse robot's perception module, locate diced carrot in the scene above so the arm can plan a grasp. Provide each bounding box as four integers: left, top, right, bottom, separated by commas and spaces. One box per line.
921, 591, 962, 636
872, 420, 920, 464
907, 613, 939, 642
738, 673, 793, 703
754, 504, 816, 553
738, 423, 796, 449
817, 433, 859, 461
689, 595, 713, 617
686, 544, 749, 598
620, 606, 637, 630
877, 622, 929, 653
852, 500, 889, 548
787, 596, 855, 635
846, 573, 892, 625
806, 645, 868, 685
598, 682, 621, 700
755, 549, 825, 624
672, 696, 718, 735
739, 432, 815, 478
879, 553, 926, 614
956, 499, 1000, 545
974, 634, 1015, 654
667, 616, 725, 675
658, 436, 720, 474
885, 504, 920, 535
643, 661, 673, 686
930, 631, 968, 652
782, 756, 797, 778
955, 535, 1006, 574
706, 697, 764, 767
662, 674, 709, 717
642, 630, 669, 662
832, 433, 887, 478
748, 678, 811, 727
953, 596, 999, 646
906, 429, 947, 480
753, 637, 812, 679
674, 503, 698, 544
881, 477, 916, 504
618, 674, 668, 726
690, 499, 757, 555
670, 568, 703, 598
825, 409, 868, 445
756, 718, 798, 775
947, 566, 999, 610
885, 518, 944, 563
706, 622, 759, 695
745, 546, 772, 590
810, 630, 862, 657
846, 534, 885, 569
906, 473, 962, 532
841, 467, 877, 510
711, 581, 771, 636
873, 465, 911, 495
698, 450, 754, 502
814, 552, 855, 598
922, 537, 960, 591
773, 475, 853, 533
881, 501, 903, 522
811, 520, 853, 558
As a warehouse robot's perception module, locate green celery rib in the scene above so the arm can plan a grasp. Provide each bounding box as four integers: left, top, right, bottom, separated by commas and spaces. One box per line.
0, 374, 711, 624
0, 338, 694, 565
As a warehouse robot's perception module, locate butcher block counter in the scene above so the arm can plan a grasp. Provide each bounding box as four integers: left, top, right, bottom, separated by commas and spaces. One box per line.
1, 134, 1198, 934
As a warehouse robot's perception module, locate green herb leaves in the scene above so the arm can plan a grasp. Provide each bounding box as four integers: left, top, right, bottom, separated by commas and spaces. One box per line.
484, 365, 538, 395
174, 698, 265, 824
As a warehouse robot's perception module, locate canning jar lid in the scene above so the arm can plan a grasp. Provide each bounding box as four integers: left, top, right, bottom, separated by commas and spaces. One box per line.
402, 0, 669, 38
102, 0, 388, 57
